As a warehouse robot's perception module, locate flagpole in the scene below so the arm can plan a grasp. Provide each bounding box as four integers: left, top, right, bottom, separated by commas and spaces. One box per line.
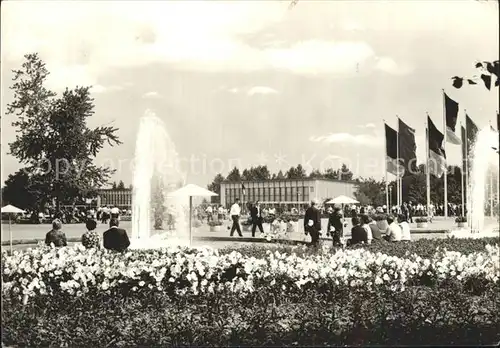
442, 90, 448, 218
460, 121, 465, 217
465, 110, 470, 228
396, 116, 400, 212
497, 111, 500, 218
426, 115, 431, 220
489, 171, 494, 218
383, 120, 389, 211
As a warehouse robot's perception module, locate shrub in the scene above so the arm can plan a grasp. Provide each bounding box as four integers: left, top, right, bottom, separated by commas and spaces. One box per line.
2, 242, 499, 346
208, 220, 223, 227
415, 217, 428, 223
220, 237, 500, 260
456, 216, 467, 223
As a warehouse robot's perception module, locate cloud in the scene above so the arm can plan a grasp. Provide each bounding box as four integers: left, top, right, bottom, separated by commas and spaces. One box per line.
1, 1, 414, 91
142, 91, 161, 99
310, 132, 383, 146
358, 123, 376, 129
247, 86, 278, 96
91, 84, 124, 94
266, 40, 375, 75
375, 57, 413, 75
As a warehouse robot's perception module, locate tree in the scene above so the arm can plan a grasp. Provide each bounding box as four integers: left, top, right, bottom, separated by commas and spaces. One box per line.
112, 181, 117, 189
452, 61, 499, 90
286, 164, 307, 179
2, 170, 46, 211
226, 167, 241, 181
309, 169, 324, 179
6, 53, 121, 209
324, 168, 339, 180
207, 173, 225, 203
276, 170, 285, 179
354, 178, 386, 206
117, 180, 125, 189
339, 163, 354, 181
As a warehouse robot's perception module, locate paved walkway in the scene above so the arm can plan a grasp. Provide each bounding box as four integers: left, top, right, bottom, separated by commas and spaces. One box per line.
3, 216, 490, 245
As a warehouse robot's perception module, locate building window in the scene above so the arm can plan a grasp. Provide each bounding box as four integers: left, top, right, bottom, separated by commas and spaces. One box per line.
310, 186, 314, 193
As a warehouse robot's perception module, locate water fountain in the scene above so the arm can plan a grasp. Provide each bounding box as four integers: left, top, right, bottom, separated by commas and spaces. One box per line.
450, 126, 499, 239
130, 109, 190, 248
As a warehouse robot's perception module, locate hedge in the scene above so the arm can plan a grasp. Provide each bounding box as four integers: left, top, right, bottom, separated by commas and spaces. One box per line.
3, 284, 499, 346
219, 237, 500, 260
1, 240, 499, 346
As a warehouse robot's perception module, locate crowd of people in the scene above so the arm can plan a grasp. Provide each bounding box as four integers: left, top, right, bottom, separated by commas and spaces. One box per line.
19, 206, 131, 224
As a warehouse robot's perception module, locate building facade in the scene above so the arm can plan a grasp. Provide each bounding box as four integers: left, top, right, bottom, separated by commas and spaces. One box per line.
96, 188, 132, 208
220, 178, 357, 208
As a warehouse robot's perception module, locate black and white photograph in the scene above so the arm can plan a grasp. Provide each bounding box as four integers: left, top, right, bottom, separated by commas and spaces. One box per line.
1, 0, 499, 346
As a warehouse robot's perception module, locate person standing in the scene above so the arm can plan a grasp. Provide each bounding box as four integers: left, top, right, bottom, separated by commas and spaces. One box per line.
327, 206, 344, 247
229, 198, 243, 237
206, 205, 213, 222
110, 206, 120, 220
304, 199, 322, 247
250, 200, 264, 237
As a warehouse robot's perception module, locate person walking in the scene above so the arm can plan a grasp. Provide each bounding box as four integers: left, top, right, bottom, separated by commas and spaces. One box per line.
304, 199, 322, 247
250, 200, 264, 237
229, 198, 243, 237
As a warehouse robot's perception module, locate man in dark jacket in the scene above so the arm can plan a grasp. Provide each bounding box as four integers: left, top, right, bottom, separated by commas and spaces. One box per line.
327, 206, 344, 247
103, 218, 130, 252
250, 201, 264, 237
348, 216, 368, 246
304, 199, 322, 247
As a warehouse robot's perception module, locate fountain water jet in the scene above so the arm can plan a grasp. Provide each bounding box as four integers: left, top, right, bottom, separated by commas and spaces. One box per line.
130, 110, 189, 248
450, 126, 499, 238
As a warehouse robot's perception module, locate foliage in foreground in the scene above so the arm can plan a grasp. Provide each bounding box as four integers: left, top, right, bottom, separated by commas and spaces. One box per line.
2, 279, 499, 346
1, 241, 499, 346
221, 237, 500, 260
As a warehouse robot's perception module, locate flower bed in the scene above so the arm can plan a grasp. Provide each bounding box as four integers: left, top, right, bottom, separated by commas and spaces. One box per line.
2, 241, 499, 346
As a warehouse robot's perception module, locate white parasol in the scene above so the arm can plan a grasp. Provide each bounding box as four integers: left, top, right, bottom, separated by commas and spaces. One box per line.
168, 184, 217, 246
1, 205, 26, 254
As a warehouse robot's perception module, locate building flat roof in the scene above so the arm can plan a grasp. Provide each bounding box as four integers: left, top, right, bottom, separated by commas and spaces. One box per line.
222, 178, 358, 185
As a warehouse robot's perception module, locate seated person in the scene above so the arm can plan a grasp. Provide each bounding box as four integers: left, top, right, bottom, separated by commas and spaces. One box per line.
398, 214, 411, 241
82, 219, 101, 249
45, 219, 67, 247
367, 216, 383, 241
347, 216, 368, 246
360, 214, 373, 244
384, 215, 402, 242
103, 218, 130, 252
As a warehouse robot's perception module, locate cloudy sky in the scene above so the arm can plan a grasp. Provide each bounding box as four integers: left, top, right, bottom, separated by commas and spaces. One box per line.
1, 0, 499, 187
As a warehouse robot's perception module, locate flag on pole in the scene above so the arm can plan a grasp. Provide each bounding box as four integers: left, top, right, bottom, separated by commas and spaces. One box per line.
428, 116, 447, 178
398, 118, 417, 177
385, 124, 401, 176
466, 114, 479, 156
443, 92, 461, 144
